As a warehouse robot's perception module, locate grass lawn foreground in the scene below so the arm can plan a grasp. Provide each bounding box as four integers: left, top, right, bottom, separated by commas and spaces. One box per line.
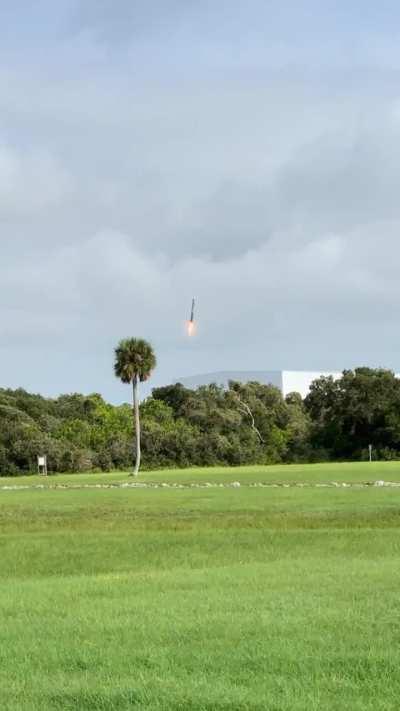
1, 462, 400, 709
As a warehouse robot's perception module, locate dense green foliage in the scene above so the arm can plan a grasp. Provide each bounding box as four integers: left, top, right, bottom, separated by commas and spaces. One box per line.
305, 367, 400, 461
0, 390, 133, 475
1, 367, 400, 474
1, 466, 400, 709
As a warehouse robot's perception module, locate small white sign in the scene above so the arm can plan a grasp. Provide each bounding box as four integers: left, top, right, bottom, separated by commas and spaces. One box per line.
38, 456, 46, 466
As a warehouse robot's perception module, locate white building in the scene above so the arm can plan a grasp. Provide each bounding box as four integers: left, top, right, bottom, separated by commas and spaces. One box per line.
177, 370, 343, 399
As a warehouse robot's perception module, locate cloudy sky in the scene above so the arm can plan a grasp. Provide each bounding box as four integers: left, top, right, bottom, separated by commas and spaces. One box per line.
1, 1, 400, 401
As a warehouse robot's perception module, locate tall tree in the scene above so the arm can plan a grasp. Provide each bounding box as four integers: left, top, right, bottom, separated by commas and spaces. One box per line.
114, 338, 156, 476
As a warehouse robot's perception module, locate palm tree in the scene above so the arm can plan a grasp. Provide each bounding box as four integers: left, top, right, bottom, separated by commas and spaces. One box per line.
114, 338, 157, 476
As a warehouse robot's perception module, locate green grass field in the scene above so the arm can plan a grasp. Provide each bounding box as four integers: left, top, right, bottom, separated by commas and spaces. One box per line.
3, 460, 400, 488
1, 462, 400, 709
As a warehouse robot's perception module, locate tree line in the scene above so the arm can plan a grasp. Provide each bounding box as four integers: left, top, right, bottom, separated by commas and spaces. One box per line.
1, 366, 400, 474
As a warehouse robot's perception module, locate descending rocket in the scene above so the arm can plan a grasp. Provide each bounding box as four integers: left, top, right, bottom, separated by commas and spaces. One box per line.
187, 298, 196, 336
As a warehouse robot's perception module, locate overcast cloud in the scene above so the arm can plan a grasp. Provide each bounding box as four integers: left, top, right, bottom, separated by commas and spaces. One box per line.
1, 1, 400, 401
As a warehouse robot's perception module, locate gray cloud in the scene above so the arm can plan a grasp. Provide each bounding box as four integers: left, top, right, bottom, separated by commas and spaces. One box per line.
0, 145, 72, 216
72, 0, 197, 42
1, 2, 400, 400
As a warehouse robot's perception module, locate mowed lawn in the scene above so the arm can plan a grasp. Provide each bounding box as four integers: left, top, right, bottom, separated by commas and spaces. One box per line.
3, 460, 400, 487
1, 464, 400, 709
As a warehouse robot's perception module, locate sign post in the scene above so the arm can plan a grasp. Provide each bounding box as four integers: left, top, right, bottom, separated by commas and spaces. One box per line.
38, 455, 48, 476
368, 444, 373, 463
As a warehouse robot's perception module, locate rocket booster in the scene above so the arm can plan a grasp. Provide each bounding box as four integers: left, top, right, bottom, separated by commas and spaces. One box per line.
187, 298, 196, 336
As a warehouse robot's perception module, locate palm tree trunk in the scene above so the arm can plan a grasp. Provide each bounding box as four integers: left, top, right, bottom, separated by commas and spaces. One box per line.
132, 376, 141, 477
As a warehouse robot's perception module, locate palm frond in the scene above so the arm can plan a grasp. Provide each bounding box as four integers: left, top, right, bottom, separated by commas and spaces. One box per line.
114, 338, 157, 384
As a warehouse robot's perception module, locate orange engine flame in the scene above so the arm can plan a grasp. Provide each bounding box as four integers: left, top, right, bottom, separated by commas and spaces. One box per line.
187, 320, 196, 337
